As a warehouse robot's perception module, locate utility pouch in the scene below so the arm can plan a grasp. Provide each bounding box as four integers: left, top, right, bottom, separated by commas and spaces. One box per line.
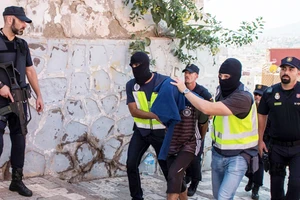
22, 83, 31, 99
262, 152, 270, 172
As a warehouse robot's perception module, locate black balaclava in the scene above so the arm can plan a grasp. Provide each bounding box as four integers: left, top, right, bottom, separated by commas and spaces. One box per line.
130, 52, 152, 85
218, 58, 242, 97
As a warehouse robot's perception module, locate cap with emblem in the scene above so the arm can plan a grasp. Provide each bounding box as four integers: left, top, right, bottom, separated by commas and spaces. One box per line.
182, 64, 199, 74
253, 84, 268, 96
279, 57, 300, 70
3, 6, 32, 23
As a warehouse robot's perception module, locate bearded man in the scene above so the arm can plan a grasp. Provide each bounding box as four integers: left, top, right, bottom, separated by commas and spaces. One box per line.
0, 6, 44, 197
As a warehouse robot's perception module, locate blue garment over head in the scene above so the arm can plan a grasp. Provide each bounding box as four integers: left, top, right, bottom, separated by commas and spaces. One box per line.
151, 77, 185, 160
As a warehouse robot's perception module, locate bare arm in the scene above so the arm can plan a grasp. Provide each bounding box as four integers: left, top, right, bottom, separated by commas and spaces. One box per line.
258, 113, 268, 156
171, 78, 232, 116
128, 102, 159, 121
186, 93, 232, 116
26, 66, 44, 113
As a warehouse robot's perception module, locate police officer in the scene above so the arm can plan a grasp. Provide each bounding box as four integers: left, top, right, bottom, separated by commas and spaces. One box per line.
258, 56, 300, 200
172, 58, 259, 199
126, 52, 168, 200
245, 84, 268, 200
0, 6, 44, 197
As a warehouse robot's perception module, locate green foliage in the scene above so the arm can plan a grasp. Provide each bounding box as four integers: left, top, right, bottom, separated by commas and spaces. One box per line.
128, 32, 156, 66
123, 0, 264, 64
129, 34, 151, 55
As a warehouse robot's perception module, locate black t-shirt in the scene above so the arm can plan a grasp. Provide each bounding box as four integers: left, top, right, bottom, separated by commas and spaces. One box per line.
258, 82, 300, 141
192, 83, 212, 125
192, 84, 213, 101
220, 90, 252, 118
0, 32, 33, 107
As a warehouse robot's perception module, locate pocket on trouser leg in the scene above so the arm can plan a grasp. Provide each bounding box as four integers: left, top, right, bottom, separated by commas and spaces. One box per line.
0, 119, 7, 156
0, 119, 7, 134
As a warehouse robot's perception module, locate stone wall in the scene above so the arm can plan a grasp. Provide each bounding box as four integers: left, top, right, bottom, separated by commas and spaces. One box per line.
0, 0, 153, 39
0, 0, 220, 181
0, 37, 218, 181
3, 0, 299, 182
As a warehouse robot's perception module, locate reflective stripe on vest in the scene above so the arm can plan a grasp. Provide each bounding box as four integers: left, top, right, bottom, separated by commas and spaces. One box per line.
132, 91, 165, 129
211, 102, 258, 150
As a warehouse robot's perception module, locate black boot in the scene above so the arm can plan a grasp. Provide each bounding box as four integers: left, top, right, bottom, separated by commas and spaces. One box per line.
187, 181, 199, 196
9, 168, 32, 197
184, 176, 191, 185
245, 179, 253, 192
251, 184, 260, 200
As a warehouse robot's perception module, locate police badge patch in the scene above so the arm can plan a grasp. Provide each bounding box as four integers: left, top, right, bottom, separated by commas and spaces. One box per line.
183, 107, 192, 117
134, 83, 140, 91
275, 93, 280, 100
287, 57, 293, 62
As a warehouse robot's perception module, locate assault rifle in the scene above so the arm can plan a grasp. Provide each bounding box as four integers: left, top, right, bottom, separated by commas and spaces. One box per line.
0, 62, 31, 135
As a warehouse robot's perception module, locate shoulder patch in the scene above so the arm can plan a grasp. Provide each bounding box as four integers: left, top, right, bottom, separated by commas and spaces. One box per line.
266, 87, 273, 94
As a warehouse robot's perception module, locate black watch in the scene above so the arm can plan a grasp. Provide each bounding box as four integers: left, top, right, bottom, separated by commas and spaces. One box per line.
0, 81, 4, 89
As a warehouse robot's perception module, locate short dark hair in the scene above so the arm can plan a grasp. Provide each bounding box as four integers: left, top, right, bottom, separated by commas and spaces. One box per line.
3, 6, 32, 23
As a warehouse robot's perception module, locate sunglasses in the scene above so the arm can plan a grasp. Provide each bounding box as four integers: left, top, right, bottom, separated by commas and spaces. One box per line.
253, 93, 262, 97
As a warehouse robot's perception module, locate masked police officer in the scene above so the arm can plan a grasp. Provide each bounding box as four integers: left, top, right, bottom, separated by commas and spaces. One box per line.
0, 6, 44, 197
126, 52, 168, 200
258, 57, 300, 200
172, 58, 259, 200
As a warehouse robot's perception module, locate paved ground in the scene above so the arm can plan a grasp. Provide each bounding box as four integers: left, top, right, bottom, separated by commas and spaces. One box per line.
0, 170, 272, 200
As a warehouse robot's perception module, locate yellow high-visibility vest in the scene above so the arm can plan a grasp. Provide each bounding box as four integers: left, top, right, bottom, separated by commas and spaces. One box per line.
132, 91, 165, 129
211, 102, 258, 150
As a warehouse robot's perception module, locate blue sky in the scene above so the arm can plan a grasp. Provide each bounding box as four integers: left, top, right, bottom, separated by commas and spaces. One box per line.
204, 0, 300, 30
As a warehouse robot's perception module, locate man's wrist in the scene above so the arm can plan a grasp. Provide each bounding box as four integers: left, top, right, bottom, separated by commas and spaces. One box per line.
182, 88, 190, 95
0, 81, 4, 89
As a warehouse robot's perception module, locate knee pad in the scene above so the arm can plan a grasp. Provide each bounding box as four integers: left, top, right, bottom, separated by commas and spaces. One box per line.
270, 162, 286, 177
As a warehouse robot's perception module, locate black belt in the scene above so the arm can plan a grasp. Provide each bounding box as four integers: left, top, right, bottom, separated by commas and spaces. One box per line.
271, 139, 300, 147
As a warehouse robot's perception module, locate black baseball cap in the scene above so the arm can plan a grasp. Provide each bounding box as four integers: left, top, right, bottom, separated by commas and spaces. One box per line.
182, 64, 199, 74
279, 57, 300, 70
3, 6, 32, 23
253, 84, 268, 96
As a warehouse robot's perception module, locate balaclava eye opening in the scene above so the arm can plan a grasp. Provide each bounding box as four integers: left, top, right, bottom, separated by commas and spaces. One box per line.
218, 58, 242, 97
130, 52, 152, 85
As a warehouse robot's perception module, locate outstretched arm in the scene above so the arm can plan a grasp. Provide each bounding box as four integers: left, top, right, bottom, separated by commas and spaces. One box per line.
171, 78, 232, 116
26, 66, 44, 113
